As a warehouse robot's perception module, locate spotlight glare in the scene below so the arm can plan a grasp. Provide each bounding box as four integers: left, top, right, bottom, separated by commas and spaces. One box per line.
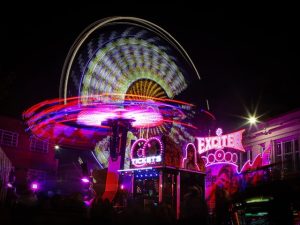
81, 177, 90, 183
248, 116, 257, 124
31, 182, 38, 190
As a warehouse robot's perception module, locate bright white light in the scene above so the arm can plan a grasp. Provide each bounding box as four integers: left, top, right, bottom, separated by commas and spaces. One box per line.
81, 177, 90, 183
248, 116, 257, 124
31, 183, 38, 190
54, 145, 60, 150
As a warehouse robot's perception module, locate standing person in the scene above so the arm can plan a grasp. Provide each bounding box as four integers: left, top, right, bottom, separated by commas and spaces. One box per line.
181, 185, 208, 224
182, 144, 199, 171
206, 166, 232, 202
215, 167, 232, 225
197, 155, 206, 172
206, 166, 233, 225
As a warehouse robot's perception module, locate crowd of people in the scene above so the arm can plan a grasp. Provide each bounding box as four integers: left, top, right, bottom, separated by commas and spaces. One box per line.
0, 164, 249, 225
1, 187, 207, 225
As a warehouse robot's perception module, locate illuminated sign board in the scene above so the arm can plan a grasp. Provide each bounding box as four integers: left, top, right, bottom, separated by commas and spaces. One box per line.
132, 155, 162, 165
130, 137, 163, 167
196, 129, 245, 154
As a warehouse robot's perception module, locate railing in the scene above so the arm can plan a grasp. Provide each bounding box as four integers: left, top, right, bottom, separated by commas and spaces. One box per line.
237, 161, 300, 192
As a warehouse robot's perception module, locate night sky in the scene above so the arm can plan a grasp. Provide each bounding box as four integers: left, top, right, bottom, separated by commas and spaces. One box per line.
0, 4, 292, 131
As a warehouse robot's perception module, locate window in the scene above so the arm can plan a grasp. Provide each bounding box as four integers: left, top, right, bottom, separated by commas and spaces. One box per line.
275, 143, 281, 155
247, 149, 252, 162
275, 143, 282, 165
283, 142, 293, 172
284, 142, 292, 154
0, 129, 18, 147
30, 137, 49, 153
240, 152, 247, 167
295, 140, 299, 152
274, 139, 300, 173
295, 140, 300, 171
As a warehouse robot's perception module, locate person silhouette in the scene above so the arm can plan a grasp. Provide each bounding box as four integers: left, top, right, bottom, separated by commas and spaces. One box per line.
205, 165, 235, 225
181, 186, 208, 224
182, 144, 200, 171
215, 167, 232, 225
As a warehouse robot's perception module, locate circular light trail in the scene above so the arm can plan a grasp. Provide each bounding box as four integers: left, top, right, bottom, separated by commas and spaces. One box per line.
23, 94, 196, 149
59, 17, 201, 146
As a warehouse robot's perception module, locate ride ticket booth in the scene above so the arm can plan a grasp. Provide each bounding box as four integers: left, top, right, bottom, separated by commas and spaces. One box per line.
117, 136, 205, 219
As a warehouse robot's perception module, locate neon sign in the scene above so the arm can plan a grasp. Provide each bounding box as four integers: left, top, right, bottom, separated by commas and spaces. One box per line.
132, 156, 162, 165
201, 149, 238, 167
130, 137, 163, 167
196, 129, 245, 154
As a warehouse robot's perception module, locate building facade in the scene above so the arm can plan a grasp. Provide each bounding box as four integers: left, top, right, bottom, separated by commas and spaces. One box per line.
242, 109, 300, 178
0, 116, 58, 195
0, 146, 13, 202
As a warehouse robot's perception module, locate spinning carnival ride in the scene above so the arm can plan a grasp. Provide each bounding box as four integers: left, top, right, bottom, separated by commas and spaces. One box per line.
23, 94, 196, 159
58, 17, 201, 163
23, 17, 203, 201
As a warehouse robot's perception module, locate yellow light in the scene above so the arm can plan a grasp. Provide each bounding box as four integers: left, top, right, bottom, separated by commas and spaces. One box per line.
248, 116, 257, 124
246, 197, 272, 203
